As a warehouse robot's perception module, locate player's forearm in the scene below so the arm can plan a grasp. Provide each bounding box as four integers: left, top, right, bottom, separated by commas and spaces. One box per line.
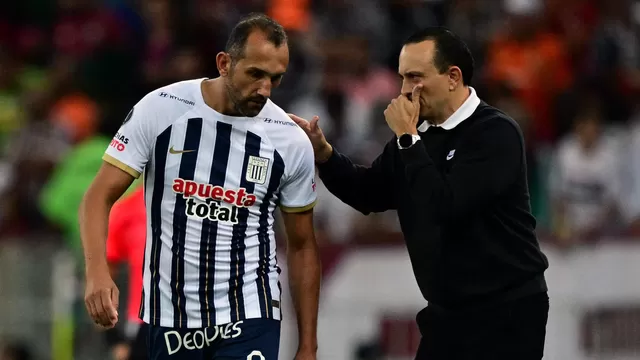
287, 240, 321, 352
79, 188, 116, 275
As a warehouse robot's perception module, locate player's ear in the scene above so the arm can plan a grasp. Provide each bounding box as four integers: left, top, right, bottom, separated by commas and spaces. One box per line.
216, 52, 232, 77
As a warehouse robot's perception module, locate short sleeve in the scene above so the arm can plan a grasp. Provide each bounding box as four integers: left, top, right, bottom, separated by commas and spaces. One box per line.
103, 98, 156, 178
279, 138, 317, 213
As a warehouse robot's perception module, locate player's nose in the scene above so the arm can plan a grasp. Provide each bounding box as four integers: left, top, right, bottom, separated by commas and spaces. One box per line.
257, 88, 271, 98
257, 80, 272, 98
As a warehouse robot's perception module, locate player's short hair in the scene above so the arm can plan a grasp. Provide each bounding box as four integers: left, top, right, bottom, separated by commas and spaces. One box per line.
225, 13, 288, 61
403, 27, 474, 85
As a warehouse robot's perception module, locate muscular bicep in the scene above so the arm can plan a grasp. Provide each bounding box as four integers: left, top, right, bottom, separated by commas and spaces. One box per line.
281, 209, 316, 251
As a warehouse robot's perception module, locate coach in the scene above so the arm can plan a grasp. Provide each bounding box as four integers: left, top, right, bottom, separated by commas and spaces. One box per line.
290, 27, 550, 360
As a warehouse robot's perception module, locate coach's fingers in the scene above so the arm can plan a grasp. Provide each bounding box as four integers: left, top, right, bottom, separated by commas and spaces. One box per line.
288, 113, 309, 128
411, 84, 423, 107
309, 116, 320, 132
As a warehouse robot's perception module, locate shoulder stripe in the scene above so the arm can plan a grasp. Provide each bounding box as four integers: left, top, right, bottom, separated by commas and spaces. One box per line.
280, 200, 317, 213
103, 154, 141, 178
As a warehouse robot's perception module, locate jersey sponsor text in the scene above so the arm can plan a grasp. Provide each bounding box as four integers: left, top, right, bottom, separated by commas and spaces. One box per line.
172, 178, 257, 224
110, 132, 130, 151
164, 320, 244, 355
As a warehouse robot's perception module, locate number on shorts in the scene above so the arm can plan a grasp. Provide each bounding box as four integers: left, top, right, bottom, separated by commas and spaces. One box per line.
247, 350, 265, 360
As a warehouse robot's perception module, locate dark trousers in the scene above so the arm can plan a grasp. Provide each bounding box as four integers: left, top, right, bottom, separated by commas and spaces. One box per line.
415, 292, 549, 360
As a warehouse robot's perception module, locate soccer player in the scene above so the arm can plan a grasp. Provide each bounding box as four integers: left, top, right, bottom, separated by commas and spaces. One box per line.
79, 13, 320, 360
105, 185, 148, 360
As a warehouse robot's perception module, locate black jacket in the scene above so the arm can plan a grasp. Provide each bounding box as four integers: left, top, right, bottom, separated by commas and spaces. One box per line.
317, 100, 549, 310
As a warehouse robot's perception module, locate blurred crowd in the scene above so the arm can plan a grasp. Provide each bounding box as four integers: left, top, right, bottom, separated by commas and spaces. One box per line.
0, 0, 639, 256
0, 341, 31, 360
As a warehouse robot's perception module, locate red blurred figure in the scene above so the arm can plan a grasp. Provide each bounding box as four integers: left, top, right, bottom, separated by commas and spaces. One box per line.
106, 186, 146, 360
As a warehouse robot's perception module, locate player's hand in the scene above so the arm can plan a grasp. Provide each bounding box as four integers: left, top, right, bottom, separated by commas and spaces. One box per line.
85, 271, 120, 329
384, 84, 422, 136
288, 114, 333, 163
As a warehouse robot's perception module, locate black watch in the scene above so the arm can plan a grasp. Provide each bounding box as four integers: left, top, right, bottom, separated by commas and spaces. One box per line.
397, 133, 421, 149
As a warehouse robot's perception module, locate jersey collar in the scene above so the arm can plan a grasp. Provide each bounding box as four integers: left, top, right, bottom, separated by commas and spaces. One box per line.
417, 86, 481, 132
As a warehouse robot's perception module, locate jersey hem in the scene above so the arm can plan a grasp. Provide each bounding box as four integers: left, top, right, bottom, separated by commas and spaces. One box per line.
103, 154, 142, 178
141, 314, 281, 328
279, 200, 317, 213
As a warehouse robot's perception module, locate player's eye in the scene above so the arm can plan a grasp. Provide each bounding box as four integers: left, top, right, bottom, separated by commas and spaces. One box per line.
271, 75, 283, 85
248, 69, 263, 79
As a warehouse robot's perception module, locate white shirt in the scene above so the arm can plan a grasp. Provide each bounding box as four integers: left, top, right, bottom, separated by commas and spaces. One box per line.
549, 134, 621, 233
417, 87, 481, 132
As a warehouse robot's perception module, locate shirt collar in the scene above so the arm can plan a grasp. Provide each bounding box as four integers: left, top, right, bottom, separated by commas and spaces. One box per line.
417, 87, 481, 132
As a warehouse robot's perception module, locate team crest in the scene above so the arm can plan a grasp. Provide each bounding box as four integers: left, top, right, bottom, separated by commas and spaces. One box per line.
245, 155, 270, 184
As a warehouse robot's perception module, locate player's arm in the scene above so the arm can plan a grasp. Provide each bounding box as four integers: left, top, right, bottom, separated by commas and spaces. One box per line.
279, 138, 321, 357
104, 202, 131, 358
281, 209, 320, 356
80, 163, 135, 328
80, 101, 155, 328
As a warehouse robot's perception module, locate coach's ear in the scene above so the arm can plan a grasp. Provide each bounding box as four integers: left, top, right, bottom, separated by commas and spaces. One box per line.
216, 52, 232, 77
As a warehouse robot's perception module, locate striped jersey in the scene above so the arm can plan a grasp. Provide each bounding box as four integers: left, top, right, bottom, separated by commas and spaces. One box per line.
103, 78, 317, 329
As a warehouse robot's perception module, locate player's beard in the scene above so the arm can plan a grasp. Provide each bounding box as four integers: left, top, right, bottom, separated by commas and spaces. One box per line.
224, 71, 267, 117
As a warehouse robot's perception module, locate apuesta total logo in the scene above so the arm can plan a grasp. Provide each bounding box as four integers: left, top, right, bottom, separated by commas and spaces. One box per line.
172, 178, 257, 224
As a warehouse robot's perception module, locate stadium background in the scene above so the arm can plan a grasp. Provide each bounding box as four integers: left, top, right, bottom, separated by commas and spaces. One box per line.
1, 0, 640, 359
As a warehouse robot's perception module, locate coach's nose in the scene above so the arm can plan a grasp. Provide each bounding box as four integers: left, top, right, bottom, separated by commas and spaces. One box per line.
401, 80, 419, 100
